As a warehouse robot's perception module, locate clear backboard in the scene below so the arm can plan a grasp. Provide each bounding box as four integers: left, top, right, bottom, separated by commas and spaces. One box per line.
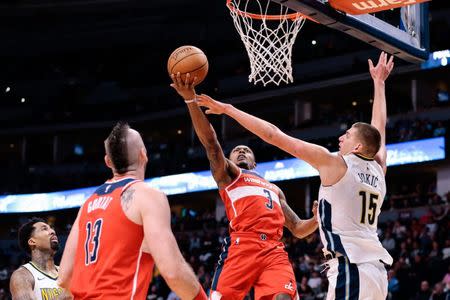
270, 0, 429, 63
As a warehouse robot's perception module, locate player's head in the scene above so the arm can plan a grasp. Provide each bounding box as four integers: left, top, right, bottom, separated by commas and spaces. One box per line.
104, 121, 148, 179
338, 122, 381, 158
18, 217, 59, 256
229, 145, 256, 170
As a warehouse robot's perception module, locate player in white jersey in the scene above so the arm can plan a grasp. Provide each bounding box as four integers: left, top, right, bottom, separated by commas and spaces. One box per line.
10, 217, 72, 300
195, 52, 394, 300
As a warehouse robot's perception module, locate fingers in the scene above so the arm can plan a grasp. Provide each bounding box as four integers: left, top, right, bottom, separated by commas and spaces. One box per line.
388, 55, 394, 72
185, 73, 191, 88
170, 72, 196, 87
368, 59, 374, 70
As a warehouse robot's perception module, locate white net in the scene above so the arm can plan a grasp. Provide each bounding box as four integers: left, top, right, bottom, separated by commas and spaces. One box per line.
227, 0, 306, 86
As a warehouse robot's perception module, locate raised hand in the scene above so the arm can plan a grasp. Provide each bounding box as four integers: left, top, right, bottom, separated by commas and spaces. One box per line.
368, 52, 394, 83
170, 72, 197, 101
196, 94, 229, 115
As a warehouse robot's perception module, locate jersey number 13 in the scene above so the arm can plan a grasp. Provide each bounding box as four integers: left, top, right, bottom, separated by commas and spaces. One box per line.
84, 218, 103, 265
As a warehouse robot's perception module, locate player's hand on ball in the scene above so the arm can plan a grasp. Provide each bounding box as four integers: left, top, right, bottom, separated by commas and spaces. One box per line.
170, 72, 197, 101
196, 94, 229, 115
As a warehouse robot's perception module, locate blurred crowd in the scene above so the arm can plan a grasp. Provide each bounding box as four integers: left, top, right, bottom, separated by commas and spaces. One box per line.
0, 198, 448, 300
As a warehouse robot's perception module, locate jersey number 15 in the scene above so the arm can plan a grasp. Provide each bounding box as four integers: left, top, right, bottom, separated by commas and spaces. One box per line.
359, 191, 378, 225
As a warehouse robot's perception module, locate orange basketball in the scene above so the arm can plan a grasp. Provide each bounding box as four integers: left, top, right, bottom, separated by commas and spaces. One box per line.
167, 45, 209, 85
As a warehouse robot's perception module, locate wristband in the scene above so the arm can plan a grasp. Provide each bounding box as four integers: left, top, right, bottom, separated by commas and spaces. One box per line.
194, 287, 208, 300
184, 97, 197, 104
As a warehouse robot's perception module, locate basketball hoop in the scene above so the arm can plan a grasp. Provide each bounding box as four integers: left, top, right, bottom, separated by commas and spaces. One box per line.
226, 0, 309, 86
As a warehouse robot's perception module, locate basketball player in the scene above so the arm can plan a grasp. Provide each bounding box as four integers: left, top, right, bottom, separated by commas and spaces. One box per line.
57, 122, 207, 300
195, 52, 394, 300
171, 73, 319, 300
10, 217, 72, 300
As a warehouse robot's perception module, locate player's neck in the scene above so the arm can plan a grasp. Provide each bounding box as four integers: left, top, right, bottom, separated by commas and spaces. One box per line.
112, 170, 143, 181
31, 250, 56, 273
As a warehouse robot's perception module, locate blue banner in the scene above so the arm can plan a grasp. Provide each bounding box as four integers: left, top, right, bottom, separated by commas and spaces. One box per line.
0, 137, 445, 213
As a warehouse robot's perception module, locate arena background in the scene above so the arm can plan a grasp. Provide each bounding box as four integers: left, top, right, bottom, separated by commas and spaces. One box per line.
0, 0, 449, 299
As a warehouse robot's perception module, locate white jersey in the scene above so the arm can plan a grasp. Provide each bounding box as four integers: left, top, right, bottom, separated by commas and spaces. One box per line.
21, 262, 63, 300
317, 153, 393, 265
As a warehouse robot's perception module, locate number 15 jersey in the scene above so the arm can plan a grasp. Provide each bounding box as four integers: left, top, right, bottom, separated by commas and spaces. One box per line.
219, 169, 285, 241
317, 154, 393, 265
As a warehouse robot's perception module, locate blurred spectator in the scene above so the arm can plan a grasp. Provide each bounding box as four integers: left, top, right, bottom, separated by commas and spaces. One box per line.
382, 231, 396, 253
414, 281, 432, 300
388, 270, 400, 300
430, 282, 448, 300
298, 275, 314, 299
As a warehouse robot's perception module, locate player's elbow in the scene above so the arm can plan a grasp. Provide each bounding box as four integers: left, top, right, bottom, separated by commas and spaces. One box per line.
158, 261, 185, 283
293, 231, 308, 239
160, 268, 189, 289
264, 124, 281, 143
292, 221, 309, 239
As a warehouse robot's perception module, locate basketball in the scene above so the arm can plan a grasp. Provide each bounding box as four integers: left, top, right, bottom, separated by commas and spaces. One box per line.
167, 45, 209, 85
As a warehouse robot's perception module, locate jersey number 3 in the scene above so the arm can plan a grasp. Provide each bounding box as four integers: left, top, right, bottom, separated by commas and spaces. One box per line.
84, 218, 103, 265
263, 189, 274, 209
359, 191, 378, 225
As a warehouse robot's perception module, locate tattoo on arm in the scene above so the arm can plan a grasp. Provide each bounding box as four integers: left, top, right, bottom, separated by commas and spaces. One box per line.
121, 188, 135, 212
280, 199, 301, 232
10, 268, 36, 300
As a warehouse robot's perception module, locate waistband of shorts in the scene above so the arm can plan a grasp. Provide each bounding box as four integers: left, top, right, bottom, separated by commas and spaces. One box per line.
230, 232, 280, 242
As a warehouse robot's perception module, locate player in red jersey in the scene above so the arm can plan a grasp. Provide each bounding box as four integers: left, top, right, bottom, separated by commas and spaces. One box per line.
171, 73, 319, 300
58, 122, 207, 300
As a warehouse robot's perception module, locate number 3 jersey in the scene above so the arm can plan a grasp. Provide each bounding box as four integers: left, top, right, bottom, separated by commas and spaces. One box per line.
317, 154, 393, 265
70, 177, 154, 300
219, 169, 285, 240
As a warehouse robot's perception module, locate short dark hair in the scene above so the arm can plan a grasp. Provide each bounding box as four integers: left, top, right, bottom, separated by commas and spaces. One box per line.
18, 217, 46, 255
353, 122, 381, 157
105, 121, 130, 174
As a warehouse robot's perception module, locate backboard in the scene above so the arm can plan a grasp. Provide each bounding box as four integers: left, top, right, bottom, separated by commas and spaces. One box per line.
270, 0, 429, 63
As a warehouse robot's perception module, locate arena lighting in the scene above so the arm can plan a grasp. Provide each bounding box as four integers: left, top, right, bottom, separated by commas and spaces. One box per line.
0, 137, 445, 213
421, 49, 450, 69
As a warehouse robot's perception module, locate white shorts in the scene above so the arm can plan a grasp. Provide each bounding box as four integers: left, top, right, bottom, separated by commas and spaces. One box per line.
325, 256, 388, 300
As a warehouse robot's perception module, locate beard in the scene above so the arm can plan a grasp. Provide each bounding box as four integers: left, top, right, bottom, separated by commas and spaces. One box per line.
50, 240, 60, 252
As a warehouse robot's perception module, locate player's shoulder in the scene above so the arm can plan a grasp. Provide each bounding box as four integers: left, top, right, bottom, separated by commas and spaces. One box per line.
10, 266, 34, 284
128, 181, 167, 204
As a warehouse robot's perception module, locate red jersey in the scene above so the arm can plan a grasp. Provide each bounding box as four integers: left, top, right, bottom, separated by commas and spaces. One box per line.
70, 177, 154, 300
219, 169, 285, 240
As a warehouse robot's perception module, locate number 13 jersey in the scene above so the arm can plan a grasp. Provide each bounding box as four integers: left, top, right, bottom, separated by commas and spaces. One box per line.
219, 169, 285, 240
317, 154, 393, 265
70, 177, 154, 300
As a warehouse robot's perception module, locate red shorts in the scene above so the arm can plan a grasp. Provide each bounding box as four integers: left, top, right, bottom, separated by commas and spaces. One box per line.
210, 233, 297, 300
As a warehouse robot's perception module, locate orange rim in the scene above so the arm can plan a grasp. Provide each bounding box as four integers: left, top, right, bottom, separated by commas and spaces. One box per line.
226, 0, 317, 22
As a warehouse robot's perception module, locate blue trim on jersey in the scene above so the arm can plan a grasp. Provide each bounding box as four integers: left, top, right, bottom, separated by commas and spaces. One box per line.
335, 257, 360, 300
241, 169, 265, 180
94, 178, 135, 195
211, 236, 231, 290
349, 259, 360, 300
319, 199, 333, 255
335, 257, 346, 300
319, 199, 347, 256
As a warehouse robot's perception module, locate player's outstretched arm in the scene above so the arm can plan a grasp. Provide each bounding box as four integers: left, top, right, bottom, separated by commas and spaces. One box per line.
137, 184, 206, 300
279, 189, 318, 239
10, 267, 36, 300
369, 52, 394, 174
170, 73, 239, 188
196, 94, 336, 171
57, 209, 81, 291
